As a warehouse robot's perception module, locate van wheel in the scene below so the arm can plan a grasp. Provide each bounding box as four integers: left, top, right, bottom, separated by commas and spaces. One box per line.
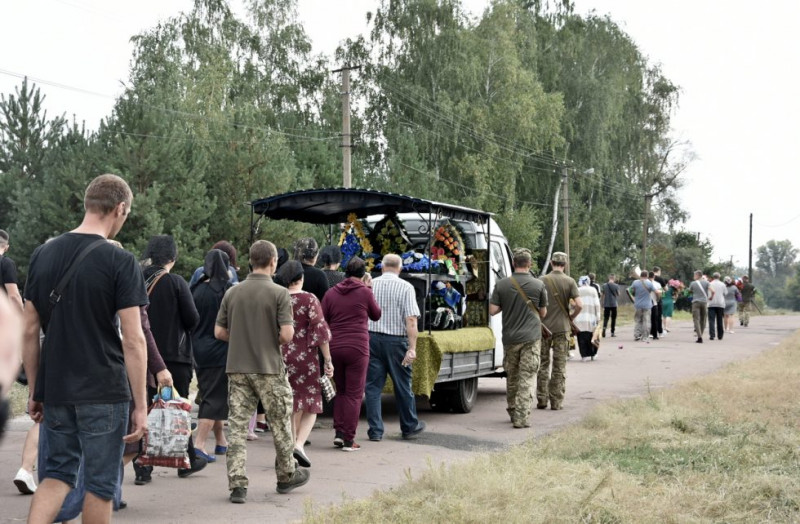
452, 377, 478, 413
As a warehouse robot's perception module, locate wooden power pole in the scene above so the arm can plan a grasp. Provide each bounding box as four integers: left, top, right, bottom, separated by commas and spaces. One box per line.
333, 65, 360, 188
749, 213, 753, 281
561, 165, 570, 275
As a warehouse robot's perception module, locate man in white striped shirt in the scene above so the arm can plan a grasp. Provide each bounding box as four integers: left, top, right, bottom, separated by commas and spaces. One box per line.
364, 254, 426, 441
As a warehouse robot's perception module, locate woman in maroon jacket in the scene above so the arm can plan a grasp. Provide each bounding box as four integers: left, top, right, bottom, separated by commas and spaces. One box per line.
321, 257, 381, 451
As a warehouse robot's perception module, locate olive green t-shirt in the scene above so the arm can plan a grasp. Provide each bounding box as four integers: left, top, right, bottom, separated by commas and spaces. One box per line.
541, 271, 580, 334
216, 273, 293, 374
490, 272, 548, 345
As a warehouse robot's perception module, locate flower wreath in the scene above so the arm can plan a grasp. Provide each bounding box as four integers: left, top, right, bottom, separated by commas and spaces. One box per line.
370, 213, 412, 256
338, 213, 375, 271
431, 221, 466, 274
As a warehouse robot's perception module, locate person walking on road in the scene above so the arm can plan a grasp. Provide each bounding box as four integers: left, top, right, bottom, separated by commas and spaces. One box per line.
689, 270, 709, 343
322, 256, 381, 452
489, 248, 547, 428
628, 271, 656, 341
707, 272, 726, 341
22, 174, 148, 524
215, 240, 309, 504
365, 253, 426, 441
723, 276, 740, 334
738, 276, 756, 327
601, 274, 619, 338
538, 252, 581, 411
275, 260, 333, 466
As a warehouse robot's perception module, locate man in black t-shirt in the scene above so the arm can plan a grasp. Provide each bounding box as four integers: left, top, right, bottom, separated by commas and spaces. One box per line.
0, 230, 23, 311
22, 174, 148, 523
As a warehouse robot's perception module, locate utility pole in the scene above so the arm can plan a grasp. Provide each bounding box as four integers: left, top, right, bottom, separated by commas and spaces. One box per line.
641, 193, 652, 270
333, 65, 360, 188
749, 213, 753, 281
561, 165, 570, 275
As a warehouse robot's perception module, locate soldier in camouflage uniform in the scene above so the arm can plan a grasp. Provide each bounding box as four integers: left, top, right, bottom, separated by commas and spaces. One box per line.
215, 240, 310, 504
489, 248, 547, 428
538, 252, 582, 411
738, 276, 756, 327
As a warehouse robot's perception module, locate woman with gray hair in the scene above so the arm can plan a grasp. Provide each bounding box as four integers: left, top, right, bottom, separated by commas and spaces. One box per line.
294, 237, 329, 301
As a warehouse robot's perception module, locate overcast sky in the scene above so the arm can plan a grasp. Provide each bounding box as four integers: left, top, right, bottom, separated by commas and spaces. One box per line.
2, 0, 798, 269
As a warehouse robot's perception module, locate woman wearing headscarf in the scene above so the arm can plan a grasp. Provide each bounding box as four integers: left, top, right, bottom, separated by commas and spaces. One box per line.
321, 257, 381, 451
320, 245, 345, 288
188, 240, 239, 287
276, 261, 333, 467
140, 235, 203, 477
294, 237, 329, 301
575, 275, 601, 361
190, 249, 234, 463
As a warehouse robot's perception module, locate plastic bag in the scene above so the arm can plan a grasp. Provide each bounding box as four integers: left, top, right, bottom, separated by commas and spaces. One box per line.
136, 387, 192, 469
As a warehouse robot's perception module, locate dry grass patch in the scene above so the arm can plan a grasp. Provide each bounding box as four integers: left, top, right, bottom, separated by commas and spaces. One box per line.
305, 331, 800, 523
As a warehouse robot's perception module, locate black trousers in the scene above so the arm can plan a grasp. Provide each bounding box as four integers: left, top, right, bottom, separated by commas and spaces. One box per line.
602, 307, 617, 334
708, 307, 725, 340
650, 306, 660, 339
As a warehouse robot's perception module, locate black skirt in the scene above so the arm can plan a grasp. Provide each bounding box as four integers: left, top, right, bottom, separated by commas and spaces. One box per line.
196, 366, 229, 420
577, 331, 597, 358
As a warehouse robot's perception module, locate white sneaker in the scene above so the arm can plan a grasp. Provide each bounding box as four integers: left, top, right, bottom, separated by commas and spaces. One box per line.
14, 468, 37, 495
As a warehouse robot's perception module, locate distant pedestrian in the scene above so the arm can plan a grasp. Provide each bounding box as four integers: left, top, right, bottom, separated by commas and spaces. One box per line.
539, 252, 581, 411
628, 271, 656, 341
575, 276, 601, 361
723, 276, 740, 334
215, 240, 309, 504
738, 276, 756, 327
601, 274, 619, 338
365, 254, 426, 441
322, 256, 381, 450
648, 271, 663, 340
653, 267, 667, 336
22, 174, 148, 524
707, 272, 726, 341
689, 270, 709, 343
588, 272, 601, 296
489, 248, 547, 428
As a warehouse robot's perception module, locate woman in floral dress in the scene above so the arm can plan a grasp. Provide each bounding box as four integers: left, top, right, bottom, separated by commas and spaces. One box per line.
276, 261, 333, 468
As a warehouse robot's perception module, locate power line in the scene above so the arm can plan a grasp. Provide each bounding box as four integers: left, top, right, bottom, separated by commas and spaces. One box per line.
0, 68, 339, 142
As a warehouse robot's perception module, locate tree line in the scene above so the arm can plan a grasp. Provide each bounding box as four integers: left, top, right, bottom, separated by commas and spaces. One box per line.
0, 0, 752, 291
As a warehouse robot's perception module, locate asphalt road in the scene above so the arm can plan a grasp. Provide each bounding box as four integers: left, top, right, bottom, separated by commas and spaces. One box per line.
1, 315, 797, 523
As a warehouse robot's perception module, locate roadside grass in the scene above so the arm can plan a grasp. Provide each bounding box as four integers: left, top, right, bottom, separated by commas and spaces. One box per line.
304, 330, 800, 523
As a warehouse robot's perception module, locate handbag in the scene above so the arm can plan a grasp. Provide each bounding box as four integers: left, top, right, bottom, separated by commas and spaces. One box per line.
544, 277, 581, 336
319, 374, 336, 402
510, 276, 551, 340
137, 386, 192, 469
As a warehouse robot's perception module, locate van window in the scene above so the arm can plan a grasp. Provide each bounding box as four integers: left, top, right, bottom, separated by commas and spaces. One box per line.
490, 242, 508, 279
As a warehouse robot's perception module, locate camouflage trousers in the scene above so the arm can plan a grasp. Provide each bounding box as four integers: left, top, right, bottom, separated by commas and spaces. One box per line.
738, 302, 751, 327
503, 340, 541, 427
537, 333, 570, 410
227, 372, 296, 489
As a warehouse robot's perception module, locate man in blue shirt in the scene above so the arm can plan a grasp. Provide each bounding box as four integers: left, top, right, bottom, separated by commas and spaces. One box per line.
628, 271, 658, 341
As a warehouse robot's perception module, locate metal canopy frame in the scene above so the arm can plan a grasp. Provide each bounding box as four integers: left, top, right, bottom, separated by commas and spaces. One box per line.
250, 188, 492, 230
